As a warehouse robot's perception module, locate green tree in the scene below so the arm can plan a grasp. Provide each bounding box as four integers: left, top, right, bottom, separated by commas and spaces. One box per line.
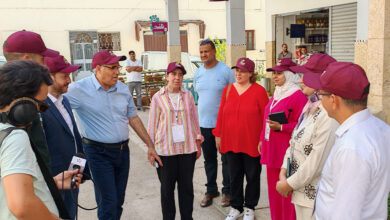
209, 36, 226, 63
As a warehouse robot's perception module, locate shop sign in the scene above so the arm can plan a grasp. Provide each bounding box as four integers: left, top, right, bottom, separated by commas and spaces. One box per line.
152, 22, 168, 32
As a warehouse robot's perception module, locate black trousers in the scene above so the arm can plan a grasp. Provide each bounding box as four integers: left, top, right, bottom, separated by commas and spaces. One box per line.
200, 127, 230, 195
226, 151, 261, 212
157, 153, 197, 220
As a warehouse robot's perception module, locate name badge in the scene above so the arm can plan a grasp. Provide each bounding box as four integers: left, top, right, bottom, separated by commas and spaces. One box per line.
172, 124, 185, 143
265, 122, 270, 141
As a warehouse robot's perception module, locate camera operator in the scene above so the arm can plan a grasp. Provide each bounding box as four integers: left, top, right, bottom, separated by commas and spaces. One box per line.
0, 60, 81, 220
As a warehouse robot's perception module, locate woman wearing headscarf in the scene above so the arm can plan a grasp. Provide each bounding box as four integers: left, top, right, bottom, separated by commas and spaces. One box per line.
148, 62, 202, 220
213, 58, 269, 220
275, 54, 339, 220
260, 58, 307, 220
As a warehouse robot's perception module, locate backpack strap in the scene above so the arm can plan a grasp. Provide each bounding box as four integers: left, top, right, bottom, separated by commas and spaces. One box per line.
225, 84, 232, 101
0, 127, 19, 147
29, 138, 71, 219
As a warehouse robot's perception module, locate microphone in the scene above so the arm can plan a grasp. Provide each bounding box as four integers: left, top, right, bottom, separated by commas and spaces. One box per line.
68, 153, 87, 188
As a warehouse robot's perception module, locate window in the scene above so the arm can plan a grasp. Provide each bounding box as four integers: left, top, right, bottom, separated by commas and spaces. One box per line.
245, 30, 255, 50
98, 32, 121, 51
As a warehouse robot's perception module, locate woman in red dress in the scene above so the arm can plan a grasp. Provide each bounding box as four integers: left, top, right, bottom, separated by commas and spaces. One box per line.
213, 57, 269, 220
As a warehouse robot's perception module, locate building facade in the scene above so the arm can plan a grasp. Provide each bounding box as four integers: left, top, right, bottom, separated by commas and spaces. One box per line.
0, 0, 266, 79
265, 0, 390, 124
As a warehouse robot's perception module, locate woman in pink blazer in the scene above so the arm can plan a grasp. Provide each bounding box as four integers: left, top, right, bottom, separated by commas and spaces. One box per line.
260, 59, 307, 220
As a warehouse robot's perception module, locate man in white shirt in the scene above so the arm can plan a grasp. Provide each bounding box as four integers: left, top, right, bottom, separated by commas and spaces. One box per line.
315, 62, 390, 220
125, 51, 143, 111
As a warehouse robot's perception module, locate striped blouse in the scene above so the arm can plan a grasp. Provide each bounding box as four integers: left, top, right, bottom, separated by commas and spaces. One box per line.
148, 86, 202, 156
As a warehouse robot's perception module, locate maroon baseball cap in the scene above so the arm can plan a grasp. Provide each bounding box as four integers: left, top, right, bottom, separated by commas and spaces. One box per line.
3, 30, 59, 57
232, 57, 255, 72
166, 62, 187, 75
91, 50, 126, 69
291, 54, 337, 90
267, 58, 296, 72
45, 55, 81, 74
290, 53, 336, 74
320, 62, 370, 100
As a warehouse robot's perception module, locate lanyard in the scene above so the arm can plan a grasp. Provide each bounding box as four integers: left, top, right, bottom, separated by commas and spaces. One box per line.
168, 93, 181, 123
270, 98, 283, 111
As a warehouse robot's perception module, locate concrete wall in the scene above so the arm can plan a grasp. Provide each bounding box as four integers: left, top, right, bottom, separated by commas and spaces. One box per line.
0, 0, 266, 62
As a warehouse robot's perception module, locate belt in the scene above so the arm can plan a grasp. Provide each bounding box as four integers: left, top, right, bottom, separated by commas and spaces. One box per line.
82, 138, 129, 150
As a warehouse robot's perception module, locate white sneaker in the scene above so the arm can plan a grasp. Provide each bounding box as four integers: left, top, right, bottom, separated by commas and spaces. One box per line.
225, 208, 243, 220
243, 207, 255, 220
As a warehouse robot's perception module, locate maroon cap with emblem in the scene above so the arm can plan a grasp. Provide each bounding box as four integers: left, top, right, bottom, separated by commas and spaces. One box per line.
320, 62, 370, 100
232, 57, 255, 72
166, 62, 187, 75
91, 50, 126, 69
3, 30, 59, 57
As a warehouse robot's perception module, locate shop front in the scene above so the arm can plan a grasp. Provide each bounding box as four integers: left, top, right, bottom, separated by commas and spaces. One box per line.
274, 2, 357, 63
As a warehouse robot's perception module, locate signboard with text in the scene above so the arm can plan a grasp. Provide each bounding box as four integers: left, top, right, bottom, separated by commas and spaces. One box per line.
152, 22, 168, 32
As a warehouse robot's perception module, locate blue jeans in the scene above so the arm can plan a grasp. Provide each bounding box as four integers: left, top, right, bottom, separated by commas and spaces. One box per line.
200, 127, 230, 195
83, 143, 130, 220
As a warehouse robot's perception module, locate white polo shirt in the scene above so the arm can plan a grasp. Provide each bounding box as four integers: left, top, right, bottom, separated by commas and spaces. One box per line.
125, 59, 142, 82
315, 109, 390, 220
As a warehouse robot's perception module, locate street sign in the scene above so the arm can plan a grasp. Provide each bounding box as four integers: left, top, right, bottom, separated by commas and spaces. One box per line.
152, 22, 168, 32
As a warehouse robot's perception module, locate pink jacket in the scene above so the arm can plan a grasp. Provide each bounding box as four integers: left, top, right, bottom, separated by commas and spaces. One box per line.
260, 90, 307, 168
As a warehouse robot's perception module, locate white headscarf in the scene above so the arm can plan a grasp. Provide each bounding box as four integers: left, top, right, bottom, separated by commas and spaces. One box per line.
273, 70, 301, 101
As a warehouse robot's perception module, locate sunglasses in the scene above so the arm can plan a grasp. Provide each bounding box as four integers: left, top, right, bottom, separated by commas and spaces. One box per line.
30, 97, 50, 113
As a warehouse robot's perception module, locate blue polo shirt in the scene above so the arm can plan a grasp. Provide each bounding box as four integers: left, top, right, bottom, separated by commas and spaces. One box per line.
65, 75, 137, 143
194, 62, 235, 128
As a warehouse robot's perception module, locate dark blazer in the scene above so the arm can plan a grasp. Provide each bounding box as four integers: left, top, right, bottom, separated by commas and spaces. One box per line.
42, 95, 86, 177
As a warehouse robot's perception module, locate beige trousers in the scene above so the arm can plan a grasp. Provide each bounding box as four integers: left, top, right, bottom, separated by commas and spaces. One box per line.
295, 204, 316, 220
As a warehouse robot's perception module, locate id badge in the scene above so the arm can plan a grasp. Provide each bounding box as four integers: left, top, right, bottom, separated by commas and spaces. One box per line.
265, 122, 270, 141
172, 124, 185, 143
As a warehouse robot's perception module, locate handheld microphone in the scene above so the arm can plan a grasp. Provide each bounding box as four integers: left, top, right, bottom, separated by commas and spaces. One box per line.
68, 153, 87, 188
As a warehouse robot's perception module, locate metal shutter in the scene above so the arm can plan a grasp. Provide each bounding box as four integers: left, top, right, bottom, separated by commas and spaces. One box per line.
330, 3, 357, 62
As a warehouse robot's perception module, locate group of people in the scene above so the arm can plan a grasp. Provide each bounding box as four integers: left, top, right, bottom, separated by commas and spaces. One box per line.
278, 43, 310, 65
0, 30, 161, 220
259, 52, 390, 220
0, 29, 389, 220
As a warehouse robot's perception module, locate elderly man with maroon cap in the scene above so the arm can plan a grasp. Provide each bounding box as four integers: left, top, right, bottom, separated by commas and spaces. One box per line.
41, 55, 86, 220
2, 30, 59, 168
65, 50, 161, 220
314, 62, 390, 220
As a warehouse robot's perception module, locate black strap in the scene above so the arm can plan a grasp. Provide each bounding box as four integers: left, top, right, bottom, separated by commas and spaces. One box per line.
0, 127, 18, 146
28, 135, 71, 219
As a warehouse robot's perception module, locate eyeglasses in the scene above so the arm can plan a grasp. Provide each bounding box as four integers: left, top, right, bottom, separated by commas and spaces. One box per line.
317, 91, 332, 96
31, 97, 50, 113
102, 65, 122, 71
